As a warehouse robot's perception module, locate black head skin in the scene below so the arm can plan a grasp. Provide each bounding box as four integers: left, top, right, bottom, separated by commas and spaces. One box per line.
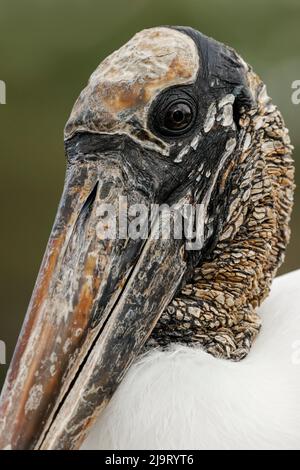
0, 27, 294, 450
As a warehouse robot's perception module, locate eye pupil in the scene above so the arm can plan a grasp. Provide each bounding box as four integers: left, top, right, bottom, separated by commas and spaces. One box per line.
164, 102, 193, 131
173, 109, 184, 123
151, 93, 196, 137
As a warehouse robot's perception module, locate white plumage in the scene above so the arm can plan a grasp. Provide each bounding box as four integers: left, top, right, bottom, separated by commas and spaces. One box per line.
82, 269, 300, 450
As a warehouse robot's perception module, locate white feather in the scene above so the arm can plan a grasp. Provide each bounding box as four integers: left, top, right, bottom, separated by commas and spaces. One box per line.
82, 269, 300, 450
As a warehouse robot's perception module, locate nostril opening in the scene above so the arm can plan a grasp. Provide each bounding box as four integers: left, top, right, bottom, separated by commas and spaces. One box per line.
80, 181, 99, 221
63, 181, 99, 264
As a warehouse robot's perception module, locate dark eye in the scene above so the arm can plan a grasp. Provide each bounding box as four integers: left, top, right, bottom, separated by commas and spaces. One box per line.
149, 90, 197, 138
164, 102, 193, 131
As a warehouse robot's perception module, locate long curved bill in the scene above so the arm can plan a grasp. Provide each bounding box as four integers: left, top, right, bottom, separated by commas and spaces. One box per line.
0, 152, 187, 450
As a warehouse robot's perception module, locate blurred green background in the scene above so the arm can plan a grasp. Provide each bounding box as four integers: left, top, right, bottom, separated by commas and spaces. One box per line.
0, 0, 299, 388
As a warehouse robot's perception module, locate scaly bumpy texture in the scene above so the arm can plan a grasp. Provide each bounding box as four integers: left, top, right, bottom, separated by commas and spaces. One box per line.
149, 69, 295, 360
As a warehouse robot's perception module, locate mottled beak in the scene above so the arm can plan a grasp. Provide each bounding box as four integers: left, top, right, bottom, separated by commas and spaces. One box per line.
0, 25, 223, 450
0, 25, 201, 450
0, 133, 189, 450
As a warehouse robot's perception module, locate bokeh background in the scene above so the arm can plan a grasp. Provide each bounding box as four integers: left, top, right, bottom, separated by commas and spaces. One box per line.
0, 0, 299, 388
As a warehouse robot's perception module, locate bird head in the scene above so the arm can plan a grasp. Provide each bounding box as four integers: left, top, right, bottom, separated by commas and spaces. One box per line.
0, 26, 294, 450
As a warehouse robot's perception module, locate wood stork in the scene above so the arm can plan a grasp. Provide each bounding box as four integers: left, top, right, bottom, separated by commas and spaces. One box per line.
0, 26, 297, 450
